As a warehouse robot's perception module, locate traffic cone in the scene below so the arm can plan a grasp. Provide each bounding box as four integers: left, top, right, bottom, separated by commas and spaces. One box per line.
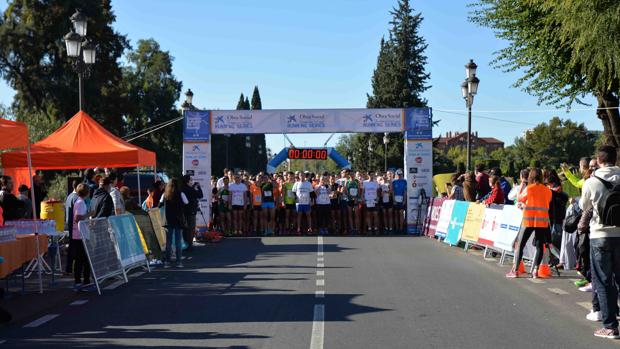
517, 261, 526, 274
538, 263, 552, 278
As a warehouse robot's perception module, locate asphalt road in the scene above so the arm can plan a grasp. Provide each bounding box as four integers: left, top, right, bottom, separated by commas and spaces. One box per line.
0, 236, 617, 349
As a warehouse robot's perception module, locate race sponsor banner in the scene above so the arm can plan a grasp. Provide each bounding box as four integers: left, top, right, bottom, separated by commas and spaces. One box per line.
182, 142, 211, 227
209, 108, 405, 134
404, 139, 433, 233
405, 108, 432, 140
444, 201, 470, 246
425, 197, 445, 237
478, 204, 503, 246
108, 214, 148, 271
183, 110, 211, 142
460, 203, 485, 242
493, 205, 523, 252
435, 199, 455, 238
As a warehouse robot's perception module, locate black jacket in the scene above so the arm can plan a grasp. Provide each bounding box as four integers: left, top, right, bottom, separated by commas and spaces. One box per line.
0, 190, 25, 221
182, 184, 203, 216
549, 190, 569, 224
90, 188, 114, 218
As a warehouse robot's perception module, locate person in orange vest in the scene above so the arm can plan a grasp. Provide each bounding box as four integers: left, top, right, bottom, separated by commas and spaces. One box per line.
506, 167, 553, 278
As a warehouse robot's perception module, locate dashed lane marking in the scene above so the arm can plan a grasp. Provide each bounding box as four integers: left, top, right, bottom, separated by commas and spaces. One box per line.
315, 290, 325, 298
527, 278, 545, 284
317, 263, 324, 268
316, 279, 325, 286
70, 300, 89, 306
23, 314, 60, 328
317, 270, 325, 276
547, 288, 569, 295
317, 257, 324, 262
309, 304, 325, 349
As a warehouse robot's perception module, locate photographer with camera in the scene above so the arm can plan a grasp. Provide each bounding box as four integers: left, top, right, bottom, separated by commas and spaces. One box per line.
181, 174, 204, 252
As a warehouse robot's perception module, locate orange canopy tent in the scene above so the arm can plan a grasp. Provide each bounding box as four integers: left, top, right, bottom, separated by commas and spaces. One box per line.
1, 111, 156, 169
0, 118, 29, 149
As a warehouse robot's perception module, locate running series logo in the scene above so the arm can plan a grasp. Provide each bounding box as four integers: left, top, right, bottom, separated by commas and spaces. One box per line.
361, 112, 401, 129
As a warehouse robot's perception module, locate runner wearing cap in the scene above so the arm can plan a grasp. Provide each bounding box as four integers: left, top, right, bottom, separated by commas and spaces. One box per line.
392, 169, 407, 234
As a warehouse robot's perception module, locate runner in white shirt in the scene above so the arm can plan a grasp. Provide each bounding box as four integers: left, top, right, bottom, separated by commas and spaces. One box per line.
362, 171, 381, 235
381, 171, 394, 234
315, 175, 331, 235
228, 174, 248, 235
292, 172, 313, 234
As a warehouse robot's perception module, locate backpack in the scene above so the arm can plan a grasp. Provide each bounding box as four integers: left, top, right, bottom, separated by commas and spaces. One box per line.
594, 176, 620, 227
563, 203, 581, 234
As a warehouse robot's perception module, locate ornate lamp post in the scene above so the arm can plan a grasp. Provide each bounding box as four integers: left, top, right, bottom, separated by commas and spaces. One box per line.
461, 59, 480, 172
64, 9, 96, 111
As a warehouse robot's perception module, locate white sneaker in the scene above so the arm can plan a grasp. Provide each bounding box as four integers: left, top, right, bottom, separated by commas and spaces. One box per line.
586, 310, 602, 322
579, 283, 593, 292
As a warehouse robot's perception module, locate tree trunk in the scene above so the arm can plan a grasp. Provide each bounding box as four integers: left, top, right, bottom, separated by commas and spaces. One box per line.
596, 92, 620, 165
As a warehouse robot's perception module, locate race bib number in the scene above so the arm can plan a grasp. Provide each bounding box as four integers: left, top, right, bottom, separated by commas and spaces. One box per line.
366, 200, 375, 208
395, 195, 404, 203
264, 191, 272, 197
232, 192, 244, 206
349, 188, 358, 197
254, 195, 262, 203
298, 192, 310, 205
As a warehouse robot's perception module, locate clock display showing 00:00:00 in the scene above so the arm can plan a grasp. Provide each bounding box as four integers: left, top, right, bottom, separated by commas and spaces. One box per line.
287, 148, 328, 160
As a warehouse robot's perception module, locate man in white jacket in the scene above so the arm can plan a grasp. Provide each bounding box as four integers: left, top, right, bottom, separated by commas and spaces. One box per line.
580, 145, 620, 339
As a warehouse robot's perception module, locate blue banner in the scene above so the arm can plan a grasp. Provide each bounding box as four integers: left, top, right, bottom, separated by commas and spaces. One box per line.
444, 201, 470, 246
183, 110, 211, 142
405, 108, 432, 140
108, 214, 147, 268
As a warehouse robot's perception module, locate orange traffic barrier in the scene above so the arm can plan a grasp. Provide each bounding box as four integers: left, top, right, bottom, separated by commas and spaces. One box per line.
537, 263, 552, 278
517, 261, 525, 274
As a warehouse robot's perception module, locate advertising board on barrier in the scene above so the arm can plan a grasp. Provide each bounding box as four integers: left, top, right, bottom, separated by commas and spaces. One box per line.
425, 197, 445, 237
444, 201, 470, 246
147, 209, 166, 251
460, 203, 485, 243
108, 214, 149, 272
493, 205, 523, 252
478, 204, 503, 246
404, 139, 433, 233
435, 200, 455, 238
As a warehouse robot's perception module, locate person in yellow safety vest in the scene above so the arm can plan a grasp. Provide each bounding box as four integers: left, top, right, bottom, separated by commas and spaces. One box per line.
506, 167, 553, 278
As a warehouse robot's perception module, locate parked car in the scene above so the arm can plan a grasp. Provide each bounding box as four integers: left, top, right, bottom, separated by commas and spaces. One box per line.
122, 173, 169, 202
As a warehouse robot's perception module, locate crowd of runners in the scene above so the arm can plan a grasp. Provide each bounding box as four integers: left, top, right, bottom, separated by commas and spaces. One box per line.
210, 168, 408, 236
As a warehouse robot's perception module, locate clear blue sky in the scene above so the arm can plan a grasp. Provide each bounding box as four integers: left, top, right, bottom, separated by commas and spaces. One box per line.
0, 0, 601, 152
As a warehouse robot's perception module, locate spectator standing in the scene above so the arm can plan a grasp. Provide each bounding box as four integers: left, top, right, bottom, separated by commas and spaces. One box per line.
64, 180, 79, 273
508, 169, 529, 204
475, 163, 491, 199
490, 168, 512, 204
0, 176, 24, 221
448, 174, 465, 201
83, 169, 98, 199
506, 168, 552, 279
579, 145, 620, 339
31, 174, 47, 219
90, 177, 114, 218
159, 179, 188, 268
17, 185, 32, 219
108, 173, 124, 216
181, 175, 203, 251
483, 175, 504, 205
71, 184, 92, 291
462, 172, 478, 202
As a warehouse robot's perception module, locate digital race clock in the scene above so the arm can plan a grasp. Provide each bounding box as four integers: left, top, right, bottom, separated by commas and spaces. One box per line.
287, 148, 328, 160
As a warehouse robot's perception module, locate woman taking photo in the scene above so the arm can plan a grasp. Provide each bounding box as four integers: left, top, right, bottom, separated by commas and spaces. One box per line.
506, 168, 552, 278
159, 178, 188, 268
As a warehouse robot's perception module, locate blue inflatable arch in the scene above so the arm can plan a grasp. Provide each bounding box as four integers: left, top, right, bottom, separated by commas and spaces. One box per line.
266, 147, 351, 173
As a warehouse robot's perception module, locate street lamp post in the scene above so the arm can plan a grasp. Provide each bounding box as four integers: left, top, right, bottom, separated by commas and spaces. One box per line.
461, 59, 480, 172
64, 9, 96, 111
383, 132, 389, 172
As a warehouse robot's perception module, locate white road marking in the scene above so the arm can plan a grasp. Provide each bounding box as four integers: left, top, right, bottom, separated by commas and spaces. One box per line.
527, 278, 545, 284
317, 251, 324, 256
317, 263, 324, 268
23, 314, 60, 328
316, 279, 325, 286
317, 236, 323, 245
103, 280, 125, 290
547, 288, 569, 295
70, 300, 89, 306
310, 304, 325, 349
317, 244, 323, 253
317, 257, 324, 262
317, 270, 325, 276
315, 290, 325, 298
577, 302, 591, 310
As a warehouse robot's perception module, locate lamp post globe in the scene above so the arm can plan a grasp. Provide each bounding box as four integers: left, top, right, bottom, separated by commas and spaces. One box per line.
64, 31, 82, 57
465, 59, 477, 79
70, 9, 88, 36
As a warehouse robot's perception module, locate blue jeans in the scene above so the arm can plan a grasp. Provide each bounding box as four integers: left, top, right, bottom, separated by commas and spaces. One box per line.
590, 238, 620, 329
165, 226, 183, 264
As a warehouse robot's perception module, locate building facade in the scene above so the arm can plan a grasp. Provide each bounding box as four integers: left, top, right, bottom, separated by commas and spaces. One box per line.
434, 131, 504, 153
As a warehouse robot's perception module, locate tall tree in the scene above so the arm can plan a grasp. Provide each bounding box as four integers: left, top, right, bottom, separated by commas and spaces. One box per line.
470, 0, 620, 162
251, 86, 262, 110
0, 0, 129, 138
341, 0, 430, 170
236, 93, 246, 110
121, 39, 182, 176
